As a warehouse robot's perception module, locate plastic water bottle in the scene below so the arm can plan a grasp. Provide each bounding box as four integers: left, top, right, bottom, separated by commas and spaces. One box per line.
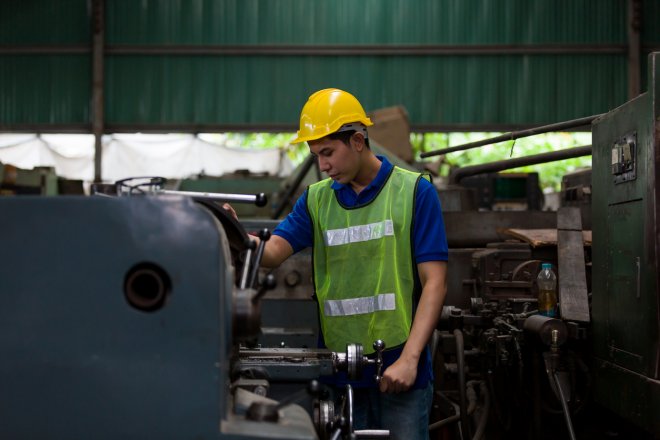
537, 263, 558, 317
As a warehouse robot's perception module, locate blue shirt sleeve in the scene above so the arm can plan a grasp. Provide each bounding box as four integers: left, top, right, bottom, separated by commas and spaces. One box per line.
414, 177, 448, 263
272, 189, 313, 253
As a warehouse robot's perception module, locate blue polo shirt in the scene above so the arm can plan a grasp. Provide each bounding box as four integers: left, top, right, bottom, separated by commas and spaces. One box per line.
273, 155, 448, 389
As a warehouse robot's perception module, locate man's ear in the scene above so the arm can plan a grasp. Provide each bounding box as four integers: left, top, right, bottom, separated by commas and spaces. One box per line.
351, 132, 366, 152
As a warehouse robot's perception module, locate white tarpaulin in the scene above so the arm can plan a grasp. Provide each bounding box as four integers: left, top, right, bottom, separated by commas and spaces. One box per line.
0, 133, 294, 183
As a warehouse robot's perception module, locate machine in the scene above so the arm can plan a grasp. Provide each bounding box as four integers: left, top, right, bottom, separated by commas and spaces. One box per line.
1, 54, 659, 440
0, 177, 388, 439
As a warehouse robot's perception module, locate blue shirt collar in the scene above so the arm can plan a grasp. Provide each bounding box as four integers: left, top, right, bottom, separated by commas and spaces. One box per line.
330, 155, 393, 192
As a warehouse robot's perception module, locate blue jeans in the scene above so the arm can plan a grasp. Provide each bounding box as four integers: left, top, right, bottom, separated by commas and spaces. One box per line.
349, 382, 433, 440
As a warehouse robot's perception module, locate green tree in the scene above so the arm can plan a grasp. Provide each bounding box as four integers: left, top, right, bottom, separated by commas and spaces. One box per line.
412, 132, 592, 191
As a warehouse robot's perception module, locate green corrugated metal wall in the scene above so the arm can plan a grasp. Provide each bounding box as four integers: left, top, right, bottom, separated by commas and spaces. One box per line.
1, 0, 658, 132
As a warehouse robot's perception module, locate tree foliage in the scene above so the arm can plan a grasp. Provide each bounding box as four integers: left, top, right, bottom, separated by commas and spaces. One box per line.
219, 131, 592, 191
413, 132, 591, 191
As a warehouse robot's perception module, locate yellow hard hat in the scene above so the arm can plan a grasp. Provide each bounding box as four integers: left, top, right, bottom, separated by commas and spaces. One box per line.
291, 88, 373, 144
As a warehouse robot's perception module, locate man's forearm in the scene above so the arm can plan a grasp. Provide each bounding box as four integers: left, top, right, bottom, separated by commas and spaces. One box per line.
249, 234, 294, 268
401, 261, 447, 362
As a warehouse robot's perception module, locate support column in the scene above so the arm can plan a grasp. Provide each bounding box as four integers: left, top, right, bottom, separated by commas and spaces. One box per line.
627, 0, 641, 99
92, 0, 105, 182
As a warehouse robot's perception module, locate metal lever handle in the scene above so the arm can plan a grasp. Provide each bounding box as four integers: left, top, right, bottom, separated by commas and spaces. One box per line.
247, 229, 271, 288
253, 273, 277, 304
373, 340, 385, 384
159, 189, 268, 206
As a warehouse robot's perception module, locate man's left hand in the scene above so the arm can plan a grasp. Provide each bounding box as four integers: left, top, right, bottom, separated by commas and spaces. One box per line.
379, 356, 418, 394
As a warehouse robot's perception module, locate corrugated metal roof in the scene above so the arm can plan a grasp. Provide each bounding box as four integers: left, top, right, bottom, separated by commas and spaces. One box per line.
107, 0, 626, 45
104, 53, 626, 129
0, 0, 653, 130
0, 55, 90, 125
642, 0, 660, 44
0, 0, 89, 45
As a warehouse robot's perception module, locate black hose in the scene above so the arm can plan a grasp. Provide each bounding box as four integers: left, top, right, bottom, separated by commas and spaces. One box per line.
471, 382, 490, 440
429, 414, 461, 431
553, 372, 577, 440
454, 329, 472, 439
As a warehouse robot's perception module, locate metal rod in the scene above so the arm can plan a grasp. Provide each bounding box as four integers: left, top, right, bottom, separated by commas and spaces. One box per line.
420, 116, 601, 158
449, 145, 592, 184
103, 44, 629, 56
91, 0, 105, 182
627, 0, 642, 99
454, 329, 472, 440
3, 43, 660, 56
471, 382, 490, 440
159, 189, 266, 206
553, 372, 577, 440
247, 230, 269, 289
239, 248, 253, 290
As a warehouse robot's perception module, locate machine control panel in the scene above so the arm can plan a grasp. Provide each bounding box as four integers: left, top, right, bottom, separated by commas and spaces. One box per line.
611, 132, 637, 184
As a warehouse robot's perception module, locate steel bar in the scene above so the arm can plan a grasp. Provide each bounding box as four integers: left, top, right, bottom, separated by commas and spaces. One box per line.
448, 145, 592, 184
103, 44, 629, 56
3, 44, 660, 56
4, 44, 653, 56
159, 189, 266, 205
0, 46, 90, 54
0, 122, 590, 134
553, 372, 577, 440
421, 116, 600, 158
91, 0, 105, 182
454, 329, 472, 440
627, 0, 642, 98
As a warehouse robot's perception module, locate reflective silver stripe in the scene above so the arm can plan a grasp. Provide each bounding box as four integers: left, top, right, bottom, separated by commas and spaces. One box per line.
324, 293, 396, 317
324, 219, 394, 247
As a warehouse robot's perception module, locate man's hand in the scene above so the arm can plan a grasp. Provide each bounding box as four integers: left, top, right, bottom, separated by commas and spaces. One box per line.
379, 355, 418, 394
379, 261, 447, 394
223, 203, 238, 221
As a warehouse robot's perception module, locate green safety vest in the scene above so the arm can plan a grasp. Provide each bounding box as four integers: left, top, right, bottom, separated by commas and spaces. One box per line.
307, 166, 426, 354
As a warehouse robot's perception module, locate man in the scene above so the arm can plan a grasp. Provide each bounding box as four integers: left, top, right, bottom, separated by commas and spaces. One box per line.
229, 88, 447, 439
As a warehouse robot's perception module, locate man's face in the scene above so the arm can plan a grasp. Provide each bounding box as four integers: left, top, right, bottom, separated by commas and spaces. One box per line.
308, 135, 360, 185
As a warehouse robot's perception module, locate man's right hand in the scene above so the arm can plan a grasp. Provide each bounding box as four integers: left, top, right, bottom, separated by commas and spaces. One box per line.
223, 203, 238, 221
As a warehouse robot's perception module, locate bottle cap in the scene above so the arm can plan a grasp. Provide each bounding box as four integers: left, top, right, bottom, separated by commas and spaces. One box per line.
541, 263, 552, 269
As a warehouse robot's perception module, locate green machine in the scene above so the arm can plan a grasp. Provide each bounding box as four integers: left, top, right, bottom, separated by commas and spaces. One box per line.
0, 162, 59, 195
591, 52, 660, 435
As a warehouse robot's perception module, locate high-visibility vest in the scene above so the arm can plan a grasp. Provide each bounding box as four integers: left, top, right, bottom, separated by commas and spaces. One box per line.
307, 166, 426, 354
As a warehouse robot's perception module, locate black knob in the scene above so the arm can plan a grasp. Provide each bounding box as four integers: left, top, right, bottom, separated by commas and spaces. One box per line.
258, 228, 271, 241
263, 273, 277, 289
255, 193, 268, 207
308, 379, 321, 396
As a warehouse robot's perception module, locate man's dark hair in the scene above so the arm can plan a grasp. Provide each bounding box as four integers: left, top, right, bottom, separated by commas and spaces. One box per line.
328, 130, 370, 148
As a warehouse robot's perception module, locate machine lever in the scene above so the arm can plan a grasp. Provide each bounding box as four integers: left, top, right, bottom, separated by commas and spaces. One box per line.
372, 340, 385, 384
247, 229, 271, 288
238, 239, 257, 290
253, 273, 277, 303
160, 189, 268, 206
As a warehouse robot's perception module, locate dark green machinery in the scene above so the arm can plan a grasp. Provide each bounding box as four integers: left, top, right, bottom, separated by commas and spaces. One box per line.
0, 162, 59, 195
591, 52, 660, 435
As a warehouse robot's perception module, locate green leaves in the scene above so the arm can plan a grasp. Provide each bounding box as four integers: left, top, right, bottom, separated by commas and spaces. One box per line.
413, 132, 592, 191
